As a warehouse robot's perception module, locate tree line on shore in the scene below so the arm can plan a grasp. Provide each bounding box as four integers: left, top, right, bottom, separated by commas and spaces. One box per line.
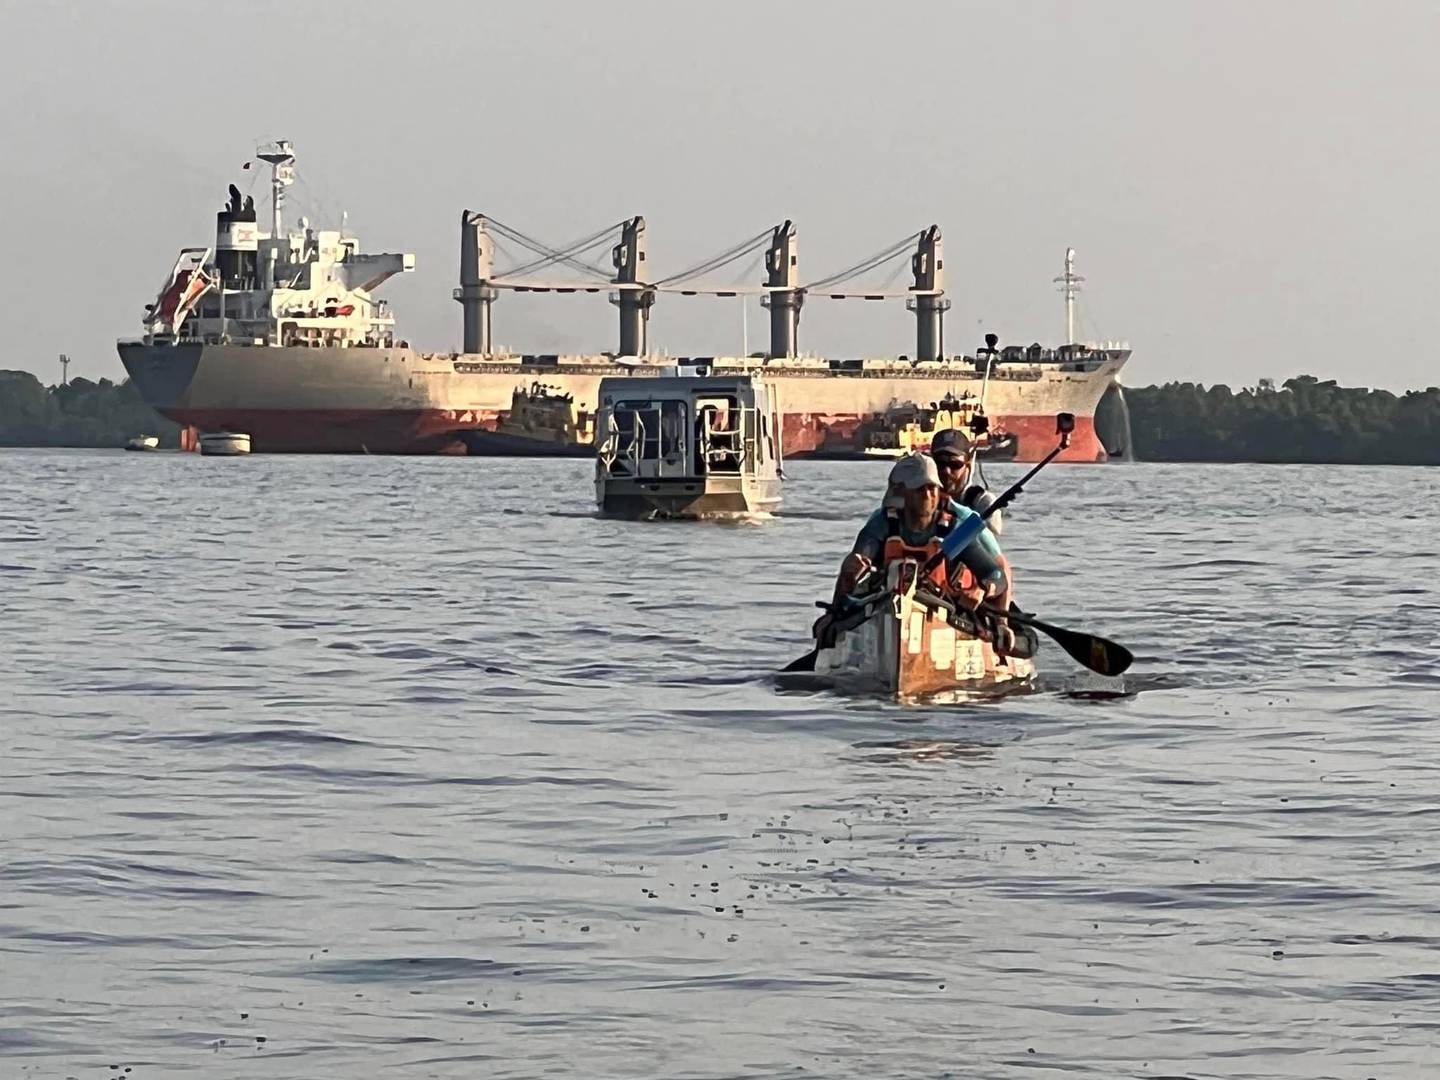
0, 370, 180, 448
3, 368, 1438, 464
1097, 376, 1440, 465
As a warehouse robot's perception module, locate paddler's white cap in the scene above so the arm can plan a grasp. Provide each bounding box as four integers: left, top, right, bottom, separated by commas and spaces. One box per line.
884, 453, 941, 509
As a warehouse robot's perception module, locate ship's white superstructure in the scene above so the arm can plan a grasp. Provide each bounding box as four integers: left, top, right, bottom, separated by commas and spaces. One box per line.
143, 141, 415, 351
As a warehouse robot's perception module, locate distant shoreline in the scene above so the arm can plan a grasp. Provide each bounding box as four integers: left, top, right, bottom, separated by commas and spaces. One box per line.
1098, 377, 1438, 466
0, 371, 180, 450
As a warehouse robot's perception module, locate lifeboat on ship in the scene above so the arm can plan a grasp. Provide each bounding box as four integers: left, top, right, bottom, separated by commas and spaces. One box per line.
145, 249, 215, 337
199, 431, 252, 456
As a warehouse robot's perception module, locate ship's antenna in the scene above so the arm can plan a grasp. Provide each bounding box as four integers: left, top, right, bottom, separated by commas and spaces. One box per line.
1054, 247, 1084, 346
256, 140, 296, 238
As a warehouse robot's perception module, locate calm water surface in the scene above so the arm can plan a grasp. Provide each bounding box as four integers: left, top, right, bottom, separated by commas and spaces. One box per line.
2, 450, 1438, 1079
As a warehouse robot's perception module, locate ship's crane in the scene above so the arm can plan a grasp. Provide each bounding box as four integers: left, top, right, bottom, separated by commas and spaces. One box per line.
456, 214, 949, 360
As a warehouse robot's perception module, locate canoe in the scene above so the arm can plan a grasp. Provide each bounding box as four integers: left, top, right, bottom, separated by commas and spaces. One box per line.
812, 561, 1037, 697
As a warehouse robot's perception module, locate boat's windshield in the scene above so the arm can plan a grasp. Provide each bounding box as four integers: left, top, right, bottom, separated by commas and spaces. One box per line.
608, 398, 688, 467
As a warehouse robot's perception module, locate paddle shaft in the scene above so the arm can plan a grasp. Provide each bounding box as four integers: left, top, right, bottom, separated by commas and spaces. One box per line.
977, 603, 1133, 677
918, 434, 1068, 579
979, 439, 1067, 519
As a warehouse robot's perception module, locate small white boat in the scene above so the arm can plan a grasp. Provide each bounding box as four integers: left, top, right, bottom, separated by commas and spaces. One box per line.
594, 371, 783, 519
124, 435, 160, 452
198, 431, 251, 456
813, 560, 1036, 697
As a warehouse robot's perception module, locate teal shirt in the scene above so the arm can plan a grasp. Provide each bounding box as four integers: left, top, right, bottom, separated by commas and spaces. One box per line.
851, 499, 1004, 584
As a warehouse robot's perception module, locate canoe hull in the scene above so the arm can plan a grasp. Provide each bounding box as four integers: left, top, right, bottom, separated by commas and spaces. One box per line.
814, 590, 1035, 697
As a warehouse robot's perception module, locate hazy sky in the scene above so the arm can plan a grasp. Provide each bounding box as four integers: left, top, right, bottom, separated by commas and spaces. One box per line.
4, 0, 1437, 390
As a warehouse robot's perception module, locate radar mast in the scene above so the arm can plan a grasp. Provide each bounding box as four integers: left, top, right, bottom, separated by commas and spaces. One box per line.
256, 140, 296, 238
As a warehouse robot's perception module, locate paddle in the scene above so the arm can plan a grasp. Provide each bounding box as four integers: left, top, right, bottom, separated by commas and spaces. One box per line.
977, 604, 1133, 677
781, 648, 821, 674
782, 598, 869, 673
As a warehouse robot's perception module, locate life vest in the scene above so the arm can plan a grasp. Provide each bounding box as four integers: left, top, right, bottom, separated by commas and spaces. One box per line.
881, 509, 976, 595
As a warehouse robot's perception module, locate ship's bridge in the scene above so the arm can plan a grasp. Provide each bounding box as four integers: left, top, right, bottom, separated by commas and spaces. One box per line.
137, 143, 415, 349
261, 226, 415, 295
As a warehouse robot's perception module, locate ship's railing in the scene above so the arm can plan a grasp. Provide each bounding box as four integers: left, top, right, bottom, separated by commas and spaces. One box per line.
447, 350, 1123, 380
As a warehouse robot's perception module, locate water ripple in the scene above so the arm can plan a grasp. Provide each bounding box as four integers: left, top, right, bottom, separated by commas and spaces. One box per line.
1, 452, 1437, 1078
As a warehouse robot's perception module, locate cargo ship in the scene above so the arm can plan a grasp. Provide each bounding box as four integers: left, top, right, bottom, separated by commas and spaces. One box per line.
118, 143, 1129, 461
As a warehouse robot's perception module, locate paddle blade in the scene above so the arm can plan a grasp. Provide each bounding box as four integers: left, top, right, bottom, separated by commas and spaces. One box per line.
782, 650, 819, 673
1042, 623, 1133, 677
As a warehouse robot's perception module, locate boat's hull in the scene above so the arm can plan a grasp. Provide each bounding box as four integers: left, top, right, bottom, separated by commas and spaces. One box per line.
595, 474, 782, 519
199, 432, 251, 456
458, 429, 596, 457
118, 341, 1126, 461
815, 591, 1035, 697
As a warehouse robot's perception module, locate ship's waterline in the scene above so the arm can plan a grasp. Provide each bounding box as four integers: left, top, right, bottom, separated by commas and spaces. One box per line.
119, 342, 1123, 461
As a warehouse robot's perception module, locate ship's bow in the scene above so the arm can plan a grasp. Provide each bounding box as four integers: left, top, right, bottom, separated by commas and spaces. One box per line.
116, 340, 204, 418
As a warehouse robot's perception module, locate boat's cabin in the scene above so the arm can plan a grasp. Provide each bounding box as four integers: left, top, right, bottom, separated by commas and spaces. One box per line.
596, 373, 782, 480
506, 381, 594, 439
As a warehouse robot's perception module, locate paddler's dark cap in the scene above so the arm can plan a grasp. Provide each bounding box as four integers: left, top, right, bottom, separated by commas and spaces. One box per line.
930, 428, 971, 461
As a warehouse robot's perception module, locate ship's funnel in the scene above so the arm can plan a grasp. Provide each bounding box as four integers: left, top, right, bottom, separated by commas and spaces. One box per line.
215, 183, 259, 290
761, 220, 802, 358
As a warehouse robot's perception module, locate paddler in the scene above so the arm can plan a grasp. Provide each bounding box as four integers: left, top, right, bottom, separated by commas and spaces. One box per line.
930, 427, 1017, 614
930, 428, 1003, 535
824, 452, 1013, 649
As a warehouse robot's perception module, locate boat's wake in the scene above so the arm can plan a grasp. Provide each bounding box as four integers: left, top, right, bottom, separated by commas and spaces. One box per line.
772, 669, 1035, 706
850, 737, 1000, 764
775, 668, 1182, 705
575, 509, 776, 524
686, 510, 775, 524
1043, 669, 1186, 699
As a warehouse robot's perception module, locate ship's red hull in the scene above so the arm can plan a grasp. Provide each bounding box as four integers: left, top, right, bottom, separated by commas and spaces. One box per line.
122, 340, 1126, 463
163, 408, 475, 454
163, 406, 1105, 461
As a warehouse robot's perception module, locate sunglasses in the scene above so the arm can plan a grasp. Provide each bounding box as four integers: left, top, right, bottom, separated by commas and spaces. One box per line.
934, 458, 968, 472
